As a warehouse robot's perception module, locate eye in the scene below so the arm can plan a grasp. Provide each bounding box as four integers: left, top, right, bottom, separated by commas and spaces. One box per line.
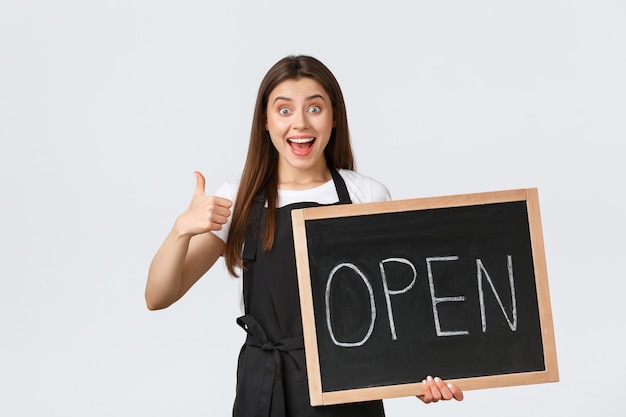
309, 105, 321, 113
278, 107, 291, 116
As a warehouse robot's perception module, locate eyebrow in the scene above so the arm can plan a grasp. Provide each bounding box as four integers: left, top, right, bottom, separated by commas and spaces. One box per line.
272, 94, 327, 104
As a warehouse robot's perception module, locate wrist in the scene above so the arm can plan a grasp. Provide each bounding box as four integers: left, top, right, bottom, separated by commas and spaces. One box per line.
171, 218, 196, 241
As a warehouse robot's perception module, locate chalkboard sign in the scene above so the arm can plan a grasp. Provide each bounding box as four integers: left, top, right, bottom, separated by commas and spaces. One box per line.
291, 188, 558, 406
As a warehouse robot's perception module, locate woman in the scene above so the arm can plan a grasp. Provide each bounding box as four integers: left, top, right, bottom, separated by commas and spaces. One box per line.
146, 55, 463, 416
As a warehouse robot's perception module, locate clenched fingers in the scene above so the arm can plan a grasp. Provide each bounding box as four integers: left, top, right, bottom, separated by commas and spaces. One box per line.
417, 376, 464, 404
204, 196, 232, 230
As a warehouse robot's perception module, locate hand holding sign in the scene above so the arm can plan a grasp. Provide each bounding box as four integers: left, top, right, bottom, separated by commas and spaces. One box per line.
417, 376, 464, 404
174, 171, 232, 237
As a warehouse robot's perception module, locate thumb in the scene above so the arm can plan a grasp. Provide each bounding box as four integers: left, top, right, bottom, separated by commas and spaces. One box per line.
193, 171, 206, 196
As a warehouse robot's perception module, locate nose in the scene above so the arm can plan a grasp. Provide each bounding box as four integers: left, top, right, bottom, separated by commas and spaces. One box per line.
292, 109, 309, 130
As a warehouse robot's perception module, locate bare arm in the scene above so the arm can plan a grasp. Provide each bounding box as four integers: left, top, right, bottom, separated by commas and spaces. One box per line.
145, 172, 232, 310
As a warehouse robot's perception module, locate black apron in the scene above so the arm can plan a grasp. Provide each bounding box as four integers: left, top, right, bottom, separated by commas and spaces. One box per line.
233, 168, 385, 417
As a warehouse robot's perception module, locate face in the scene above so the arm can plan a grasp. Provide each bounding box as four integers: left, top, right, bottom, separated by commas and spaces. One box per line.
266, 77, 335, 181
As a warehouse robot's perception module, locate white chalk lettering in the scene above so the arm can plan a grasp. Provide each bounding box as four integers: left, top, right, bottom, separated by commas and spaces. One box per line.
325, 255, 519, 348
379, 258, 417, 340
477, 255, 518, 332
325, 263, 376, 347
426, 256, 469, 337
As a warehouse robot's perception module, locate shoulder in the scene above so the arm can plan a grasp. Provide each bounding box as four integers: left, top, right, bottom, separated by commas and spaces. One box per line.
338, 169, 391, 203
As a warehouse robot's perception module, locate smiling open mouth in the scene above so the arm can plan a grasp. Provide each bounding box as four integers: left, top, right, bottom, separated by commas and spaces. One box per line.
288, 137, 316, 155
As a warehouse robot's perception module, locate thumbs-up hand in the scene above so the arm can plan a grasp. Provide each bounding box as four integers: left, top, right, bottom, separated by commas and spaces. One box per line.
174, 171, 233, 237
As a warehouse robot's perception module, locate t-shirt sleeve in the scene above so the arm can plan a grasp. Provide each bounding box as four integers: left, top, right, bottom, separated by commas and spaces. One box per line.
339, 169, 392, 203
368, 177, 392, 202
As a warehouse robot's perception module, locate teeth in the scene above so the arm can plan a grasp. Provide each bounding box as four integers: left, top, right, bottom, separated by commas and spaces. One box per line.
288, 138, 315, 143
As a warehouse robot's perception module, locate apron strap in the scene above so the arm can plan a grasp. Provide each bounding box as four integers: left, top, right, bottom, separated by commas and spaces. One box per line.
237, 315, 304, 352
329, 167, 352, 205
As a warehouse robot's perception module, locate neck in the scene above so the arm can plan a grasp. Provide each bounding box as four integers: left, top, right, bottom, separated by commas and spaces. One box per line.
277, 162, 332, 190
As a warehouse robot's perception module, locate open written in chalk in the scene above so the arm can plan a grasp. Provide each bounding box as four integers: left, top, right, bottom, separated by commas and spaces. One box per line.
291, 188, 558, 406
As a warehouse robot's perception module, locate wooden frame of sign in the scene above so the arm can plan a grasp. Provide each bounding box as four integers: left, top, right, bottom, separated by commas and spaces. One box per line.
291, 188, 558, 406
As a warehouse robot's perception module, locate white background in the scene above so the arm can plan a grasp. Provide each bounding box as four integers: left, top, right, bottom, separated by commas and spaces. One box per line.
1, 1, 624, 416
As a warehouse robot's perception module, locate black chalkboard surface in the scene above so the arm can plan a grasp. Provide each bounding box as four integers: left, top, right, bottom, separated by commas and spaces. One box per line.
291, 188, 558, 406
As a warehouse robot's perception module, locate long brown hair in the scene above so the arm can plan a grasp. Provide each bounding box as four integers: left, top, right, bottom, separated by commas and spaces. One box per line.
224, 55, 355, 276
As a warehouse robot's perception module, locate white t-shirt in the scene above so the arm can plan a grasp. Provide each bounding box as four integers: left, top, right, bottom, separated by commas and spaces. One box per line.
211, 169, 391, 244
